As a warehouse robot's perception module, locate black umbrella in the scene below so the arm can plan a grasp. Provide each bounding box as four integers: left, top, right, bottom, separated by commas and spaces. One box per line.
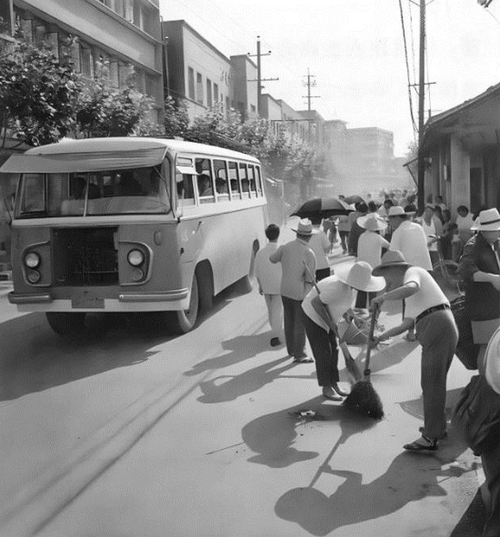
343, 194, 365, 205
291, 197, 354, 219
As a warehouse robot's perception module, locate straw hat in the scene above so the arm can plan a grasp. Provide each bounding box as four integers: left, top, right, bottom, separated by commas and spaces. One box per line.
471, 208, 500, 231
372, 250, 411, 276
387, 206, 413, 217
292, 218, 318, 236
335, 261, 386, 292
357, 214, 388, 231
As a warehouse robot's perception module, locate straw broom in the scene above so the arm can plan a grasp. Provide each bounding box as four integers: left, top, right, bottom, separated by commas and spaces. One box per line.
343, 302, 384, 420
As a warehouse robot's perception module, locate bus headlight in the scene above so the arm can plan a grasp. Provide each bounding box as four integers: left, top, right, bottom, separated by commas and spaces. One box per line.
25, 252, 41, 269
127, 249, 144, 267
27, 269, 41, 283
131, 268, 144, 282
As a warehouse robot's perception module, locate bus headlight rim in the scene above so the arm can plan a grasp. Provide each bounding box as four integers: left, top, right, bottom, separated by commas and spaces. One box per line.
127, 249, 144, 267
25, 252, 41, 269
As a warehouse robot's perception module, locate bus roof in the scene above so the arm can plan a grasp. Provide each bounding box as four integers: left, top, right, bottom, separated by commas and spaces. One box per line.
0, 137, 261, 174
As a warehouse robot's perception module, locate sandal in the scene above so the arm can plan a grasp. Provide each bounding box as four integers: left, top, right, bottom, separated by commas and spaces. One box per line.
403, 436, 438, 452
322, 388, 343, 401
332, 383, 349, 397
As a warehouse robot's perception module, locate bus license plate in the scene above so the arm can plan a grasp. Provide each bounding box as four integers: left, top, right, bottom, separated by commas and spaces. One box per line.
72, 291, 105, 309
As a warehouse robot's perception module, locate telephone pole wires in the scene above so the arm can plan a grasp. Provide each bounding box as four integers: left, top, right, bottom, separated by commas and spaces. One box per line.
417, 0, 426, 211
248, 36, 278, 116
302, 69, 320, 111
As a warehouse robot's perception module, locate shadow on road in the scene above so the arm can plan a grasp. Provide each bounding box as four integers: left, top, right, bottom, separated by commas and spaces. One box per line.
271, 402, 477, 535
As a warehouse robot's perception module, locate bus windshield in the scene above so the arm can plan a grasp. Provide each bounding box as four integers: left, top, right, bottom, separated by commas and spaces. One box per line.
17, 165, 171, 218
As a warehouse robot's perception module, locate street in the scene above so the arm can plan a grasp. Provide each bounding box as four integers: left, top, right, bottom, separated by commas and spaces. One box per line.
0, 252, 486, 537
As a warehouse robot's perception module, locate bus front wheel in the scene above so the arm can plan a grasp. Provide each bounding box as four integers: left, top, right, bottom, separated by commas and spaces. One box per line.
168, 273, 200, 334
46, 312, 86, 336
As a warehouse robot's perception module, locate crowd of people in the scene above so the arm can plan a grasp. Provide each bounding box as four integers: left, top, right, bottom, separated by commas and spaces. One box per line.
254, 194, 500, 536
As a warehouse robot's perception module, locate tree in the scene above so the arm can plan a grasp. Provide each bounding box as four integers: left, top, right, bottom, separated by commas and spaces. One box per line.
163, 95, 189, 138
0, 39, 82, 147
76, 64, 155, 138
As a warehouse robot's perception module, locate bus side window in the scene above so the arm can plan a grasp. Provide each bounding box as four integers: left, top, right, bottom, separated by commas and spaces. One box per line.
248, 165, 257, 196
177, 173, 195, 204
228, 161, 240, 198
239, 163, 249, 195
255, 166, 263, 196
214, 159, 229, 195
195, 158, 215, 202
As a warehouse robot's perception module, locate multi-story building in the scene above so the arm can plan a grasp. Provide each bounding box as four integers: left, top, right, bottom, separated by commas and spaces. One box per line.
162, 19, 233, 121
229, 54, 258, 121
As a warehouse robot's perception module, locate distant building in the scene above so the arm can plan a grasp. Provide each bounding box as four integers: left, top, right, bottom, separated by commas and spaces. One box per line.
229, 54, 258, 121
162, 19, 233, 120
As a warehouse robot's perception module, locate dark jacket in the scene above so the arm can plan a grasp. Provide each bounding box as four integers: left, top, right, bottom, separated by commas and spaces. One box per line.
459, 233, 500, 321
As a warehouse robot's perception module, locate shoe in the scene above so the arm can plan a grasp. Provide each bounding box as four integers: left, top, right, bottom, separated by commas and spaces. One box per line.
270, 337, 281, 347
403, 436, 438, 452
293, 356, 314, 363
322, 388, 343, 401
332, 383, 349, 396
419, 427, 447, 439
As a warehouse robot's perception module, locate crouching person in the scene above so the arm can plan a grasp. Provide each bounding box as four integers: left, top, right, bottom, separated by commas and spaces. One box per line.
301, 261, 385, 401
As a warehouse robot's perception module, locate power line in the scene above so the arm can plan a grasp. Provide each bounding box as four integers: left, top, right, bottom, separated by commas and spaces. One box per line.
399, 0, 418, 138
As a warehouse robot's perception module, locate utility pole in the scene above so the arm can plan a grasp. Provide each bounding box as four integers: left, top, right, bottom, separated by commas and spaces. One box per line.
248, 36, 278, 116
417, 0, 426, 212
302, 69, 320, 111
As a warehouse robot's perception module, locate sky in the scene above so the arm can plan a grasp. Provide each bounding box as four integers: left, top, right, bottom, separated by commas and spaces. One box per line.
159, 0, 500, 157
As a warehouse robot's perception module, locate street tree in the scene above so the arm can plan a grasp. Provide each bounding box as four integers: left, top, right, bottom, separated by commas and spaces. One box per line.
0, 39, 82, 147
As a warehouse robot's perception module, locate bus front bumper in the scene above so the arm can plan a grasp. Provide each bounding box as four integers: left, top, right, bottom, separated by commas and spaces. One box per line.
8, 289, 190, 312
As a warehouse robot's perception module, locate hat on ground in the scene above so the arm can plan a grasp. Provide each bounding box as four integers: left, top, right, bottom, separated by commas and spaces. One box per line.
372, 249, 411, 276
292, 218, 317, 236
357, 214, 388, 231
471, 208, 500, 231
387, 206, 413, 217
335, 261, 386, 292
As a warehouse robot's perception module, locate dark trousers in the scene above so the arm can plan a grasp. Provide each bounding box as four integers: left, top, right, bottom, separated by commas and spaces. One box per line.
281, 296, 307, 359
482, 440, 500, 537
302, 312, 340, 385
316, 267, 331, 282
355, 290, 376, 309
339, 231, 349, 252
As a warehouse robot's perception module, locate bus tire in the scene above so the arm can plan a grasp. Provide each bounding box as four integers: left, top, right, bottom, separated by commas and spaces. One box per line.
46, 312, 86, 336
168, 273, 200, 334
196, 263, 213, 313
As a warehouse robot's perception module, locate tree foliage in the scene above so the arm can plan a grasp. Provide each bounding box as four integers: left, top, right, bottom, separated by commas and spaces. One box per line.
0, 39, 81, 147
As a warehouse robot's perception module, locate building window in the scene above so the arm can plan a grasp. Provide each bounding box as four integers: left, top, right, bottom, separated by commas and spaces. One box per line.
206, 78, 212, 108
124, 0, 134, 23
109, 60, 119, 86
188, 67, 195, 100
213, 83, 219, 103
196, 72, 203, 105
226, 97, 230, 111
80, 45, 94, 78
70, 38, 81, 71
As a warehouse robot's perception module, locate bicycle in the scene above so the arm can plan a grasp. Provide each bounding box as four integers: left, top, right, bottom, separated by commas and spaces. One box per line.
431, 237, 462, 294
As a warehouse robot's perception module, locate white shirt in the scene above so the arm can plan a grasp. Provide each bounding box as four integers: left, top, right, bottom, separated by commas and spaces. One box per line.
302, 276, 353, 332
254, 242, 281, 295
357, 230, 389, 268
390, 220, 433, 270
421, 219, 438, 252
456, 213, 475, 242
403, 266, 449, 320
308, 229, 330, 270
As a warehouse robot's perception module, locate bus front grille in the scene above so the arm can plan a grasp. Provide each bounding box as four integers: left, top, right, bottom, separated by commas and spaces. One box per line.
52, 227, 119, 286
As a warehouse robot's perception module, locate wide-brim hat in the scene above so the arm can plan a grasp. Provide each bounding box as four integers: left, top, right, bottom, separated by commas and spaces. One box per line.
335, 261, 386, 293
387, 206, 413, 217
471, 208, 500, 231
372, 249, 411, 276
357, 214, 388, 231
292, 218, 318, 236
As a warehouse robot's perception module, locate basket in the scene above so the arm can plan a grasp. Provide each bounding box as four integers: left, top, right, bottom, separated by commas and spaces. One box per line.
337, 318, 369, 346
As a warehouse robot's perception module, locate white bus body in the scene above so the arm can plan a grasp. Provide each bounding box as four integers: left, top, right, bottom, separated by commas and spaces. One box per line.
0, 137, 268, 334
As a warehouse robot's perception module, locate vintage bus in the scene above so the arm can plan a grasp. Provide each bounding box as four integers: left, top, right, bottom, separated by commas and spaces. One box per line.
0, 137, 268, 335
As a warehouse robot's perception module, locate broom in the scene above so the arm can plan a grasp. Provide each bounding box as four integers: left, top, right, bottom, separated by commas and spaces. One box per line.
343, 302, 384, 420
303, 263, 362, 382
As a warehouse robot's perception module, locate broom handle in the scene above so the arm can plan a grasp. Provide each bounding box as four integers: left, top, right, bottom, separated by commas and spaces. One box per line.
364, 303, 380, 377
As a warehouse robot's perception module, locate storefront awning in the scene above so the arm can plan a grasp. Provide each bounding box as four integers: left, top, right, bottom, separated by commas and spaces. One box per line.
0, 147, 167, 174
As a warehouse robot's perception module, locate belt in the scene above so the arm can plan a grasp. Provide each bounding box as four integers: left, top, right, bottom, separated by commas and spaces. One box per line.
416, 304, 450, 324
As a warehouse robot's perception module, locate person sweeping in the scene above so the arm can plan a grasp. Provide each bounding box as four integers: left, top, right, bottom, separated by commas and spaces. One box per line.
301, 261, 386, 401
369, 250, 459, 451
